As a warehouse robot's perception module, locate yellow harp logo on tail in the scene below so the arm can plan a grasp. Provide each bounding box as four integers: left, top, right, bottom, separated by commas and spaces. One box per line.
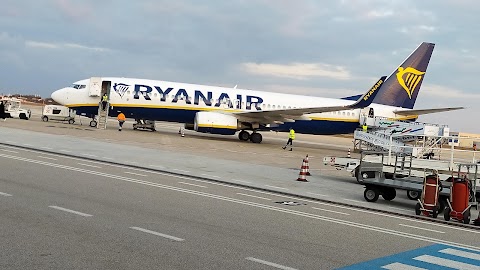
396, 67, 425, 99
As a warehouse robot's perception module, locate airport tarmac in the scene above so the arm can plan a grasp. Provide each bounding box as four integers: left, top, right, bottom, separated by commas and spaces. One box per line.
1, 109, 479, 224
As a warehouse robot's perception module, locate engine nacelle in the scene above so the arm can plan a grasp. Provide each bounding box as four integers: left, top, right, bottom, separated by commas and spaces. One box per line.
194, 112, 238, 135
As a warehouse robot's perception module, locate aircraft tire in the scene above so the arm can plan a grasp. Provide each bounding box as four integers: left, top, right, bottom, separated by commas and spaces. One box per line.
250, 132, 262, 143
238, 130, 250, 141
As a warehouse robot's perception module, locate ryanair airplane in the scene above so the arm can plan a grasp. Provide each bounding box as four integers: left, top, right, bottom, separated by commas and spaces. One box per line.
51, 42, 461, 143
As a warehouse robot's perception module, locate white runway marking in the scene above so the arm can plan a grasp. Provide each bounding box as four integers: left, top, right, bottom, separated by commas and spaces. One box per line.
0, 192, 13, 197
124, 171, 147, 177
172, 169, 190, 173
388, 206, 410, 212
264, 185, 288, 190
307, 192, 329, 197
343, 199, 367, 203
82, 154, 97, 157
40, 146, 53, 150
130, 227, 184, 241
23, 143, 33, 147
246, 257, 297, 270
414, 254, 480, 270
150, 165, 165, 169
48, 206, 93, 217
439, 248, 480, 260
201, 173, 220, 179
398, 224, 445, 234
178, 182, 207, 188
77, 163, 102, 168
1, 149, 18, 153
60, 149, 71, 153
232, 179, 252, 184
382, 262, 426, 270
312, 207, 350, 216
37, 156, 57, 160
237, 193, 271, 200
102, 157, 113, 160
5, 141, 16, 144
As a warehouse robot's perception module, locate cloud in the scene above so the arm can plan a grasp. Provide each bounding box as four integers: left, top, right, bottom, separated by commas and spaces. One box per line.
366, 9, 394, 19
25, 40, 112, 52
51, 0, 93, 21
421, 83, 480, 99
241, 62, 351, 80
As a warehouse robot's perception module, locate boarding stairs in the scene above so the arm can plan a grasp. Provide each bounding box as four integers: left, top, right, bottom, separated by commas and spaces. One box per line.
97, 102, 109, 129
354, 117, 450, 158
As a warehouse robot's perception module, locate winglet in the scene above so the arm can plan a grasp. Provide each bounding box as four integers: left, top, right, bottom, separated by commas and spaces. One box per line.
349, 76, 387, 109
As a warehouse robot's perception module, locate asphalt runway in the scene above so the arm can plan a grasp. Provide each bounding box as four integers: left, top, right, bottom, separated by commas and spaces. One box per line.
0, 110, 479, 269
1, 148, 479, 269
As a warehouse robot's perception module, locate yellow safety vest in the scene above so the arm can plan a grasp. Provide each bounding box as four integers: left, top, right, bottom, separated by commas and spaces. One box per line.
102, 95, 108, 101
289, 129, 295, 139
362, 124, 367, 132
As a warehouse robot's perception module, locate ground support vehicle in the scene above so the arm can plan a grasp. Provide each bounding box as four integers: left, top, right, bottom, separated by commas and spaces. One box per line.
41, 105, 75, 124
1, 98, 31, 120
357, 151, 451, 213
133, 119, 156, 132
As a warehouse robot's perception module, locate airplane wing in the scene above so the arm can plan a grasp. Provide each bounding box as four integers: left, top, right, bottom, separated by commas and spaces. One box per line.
234, 76, 387, 123
393, 107, 464, 116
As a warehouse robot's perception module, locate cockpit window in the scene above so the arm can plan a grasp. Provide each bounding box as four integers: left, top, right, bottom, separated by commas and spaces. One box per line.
71, 84, 86, 89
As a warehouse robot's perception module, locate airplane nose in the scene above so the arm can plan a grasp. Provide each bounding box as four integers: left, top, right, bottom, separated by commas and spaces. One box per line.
51, 88, 66, 105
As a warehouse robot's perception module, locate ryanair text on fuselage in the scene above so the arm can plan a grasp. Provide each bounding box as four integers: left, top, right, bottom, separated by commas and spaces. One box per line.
125, 83, 264, 110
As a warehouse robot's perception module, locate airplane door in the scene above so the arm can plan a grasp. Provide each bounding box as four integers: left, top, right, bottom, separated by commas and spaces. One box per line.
88, 77, 102, 97
359, 108, 368, 125
366, 107, 375, 126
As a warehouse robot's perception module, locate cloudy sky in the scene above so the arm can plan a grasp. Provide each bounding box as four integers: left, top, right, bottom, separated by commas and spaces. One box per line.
1, 0, 479, 133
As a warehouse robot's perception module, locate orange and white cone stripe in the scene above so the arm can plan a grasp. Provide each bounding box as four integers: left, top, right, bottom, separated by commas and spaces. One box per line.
297, 159, 309, 182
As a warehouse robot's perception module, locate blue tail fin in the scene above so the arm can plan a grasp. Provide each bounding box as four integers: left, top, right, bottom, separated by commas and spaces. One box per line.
372, 42, 435, 109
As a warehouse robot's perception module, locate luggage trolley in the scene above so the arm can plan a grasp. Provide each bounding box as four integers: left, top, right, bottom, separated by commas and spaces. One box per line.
415, 171, 442, 218
444, 163, 478, 224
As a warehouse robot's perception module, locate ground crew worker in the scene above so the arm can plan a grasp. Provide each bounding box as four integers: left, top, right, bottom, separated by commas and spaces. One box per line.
117, 111, 126, 131
362, 123, 368, 132
282, 128, 295, 151
101, 93, 108, 111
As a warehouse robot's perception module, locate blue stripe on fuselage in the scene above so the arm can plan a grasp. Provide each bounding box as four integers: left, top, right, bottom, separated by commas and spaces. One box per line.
72, 106, 359, 135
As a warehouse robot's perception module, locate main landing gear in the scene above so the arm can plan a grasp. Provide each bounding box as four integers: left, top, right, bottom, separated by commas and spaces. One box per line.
238, 130, 262, 143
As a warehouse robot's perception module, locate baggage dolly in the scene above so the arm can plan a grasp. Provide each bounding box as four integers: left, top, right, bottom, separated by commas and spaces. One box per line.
415, 173, 442, 218
444, 164, 478, 224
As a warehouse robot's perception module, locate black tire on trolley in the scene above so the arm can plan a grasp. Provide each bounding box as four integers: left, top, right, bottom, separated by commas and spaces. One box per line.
444, 207, 451, 221
407, 190, 421, 200
463, 208, 471, 224
432, 206, 439, 218
382, 188, 396, 201
415, 203, 421, 215
364, 187, 379, 202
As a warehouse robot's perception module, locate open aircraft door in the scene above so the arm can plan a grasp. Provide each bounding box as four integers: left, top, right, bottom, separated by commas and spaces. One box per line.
88, 77, 102, 97
360, 107, 375, 126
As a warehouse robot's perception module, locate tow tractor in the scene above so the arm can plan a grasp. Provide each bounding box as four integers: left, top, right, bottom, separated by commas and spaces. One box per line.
1, 97, 31, 120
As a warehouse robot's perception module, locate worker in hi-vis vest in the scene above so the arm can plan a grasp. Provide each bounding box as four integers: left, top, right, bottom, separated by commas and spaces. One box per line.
117, 111, 126, 131
101, 93, 109, 111
283, 128, 295, 151
362, 123, 368, 132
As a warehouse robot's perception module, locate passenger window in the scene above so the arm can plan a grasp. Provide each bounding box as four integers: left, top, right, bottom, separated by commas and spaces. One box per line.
52, 109, 61, 114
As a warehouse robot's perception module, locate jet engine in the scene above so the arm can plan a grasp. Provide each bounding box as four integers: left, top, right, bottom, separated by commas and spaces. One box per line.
194, 112, 238, 135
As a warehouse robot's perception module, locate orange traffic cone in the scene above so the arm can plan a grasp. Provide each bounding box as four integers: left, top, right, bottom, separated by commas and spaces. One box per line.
304, 155, 311, 176
297, 158, 309, 182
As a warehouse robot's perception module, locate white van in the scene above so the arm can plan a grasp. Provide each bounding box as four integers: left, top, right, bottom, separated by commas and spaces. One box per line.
42, 105, 75, 124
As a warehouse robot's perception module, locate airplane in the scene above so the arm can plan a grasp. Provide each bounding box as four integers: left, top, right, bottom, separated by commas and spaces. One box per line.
51, 42, 463, 143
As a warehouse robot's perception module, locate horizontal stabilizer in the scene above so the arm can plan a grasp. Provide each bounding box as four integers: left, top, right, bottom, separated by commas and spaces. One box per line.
394, 107, 464, 116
